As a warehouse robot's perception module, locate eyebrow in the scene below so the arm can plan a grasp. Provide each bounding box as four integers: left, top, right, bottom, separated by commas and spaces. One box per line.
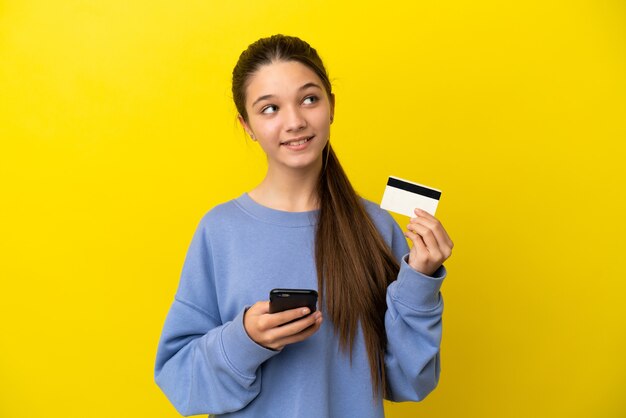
251, 82, 322, 107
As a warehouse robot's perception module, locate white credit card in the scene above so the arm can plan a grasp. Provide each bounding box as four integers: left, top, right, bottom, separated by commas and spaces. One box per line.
380, 176, 441, 217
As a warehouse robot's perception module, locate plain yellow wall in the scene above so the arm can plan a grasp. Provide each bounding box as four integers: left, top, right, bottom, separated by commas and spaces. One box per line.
1, 1, 625, 417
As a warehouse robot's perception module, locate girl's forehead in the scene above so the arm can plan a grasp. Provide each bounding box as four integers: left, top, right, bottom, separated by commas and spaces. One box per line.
245, 61, 323, 97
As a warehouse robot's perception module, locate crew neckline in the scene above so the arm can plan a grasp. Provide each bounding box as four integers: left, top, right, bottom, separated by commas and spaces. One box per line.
234, 193, 319, 227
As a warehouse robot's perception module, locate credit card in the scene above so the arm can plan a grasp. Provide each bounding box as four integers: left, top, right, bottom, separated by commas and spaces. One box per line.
380, 176, 441, 217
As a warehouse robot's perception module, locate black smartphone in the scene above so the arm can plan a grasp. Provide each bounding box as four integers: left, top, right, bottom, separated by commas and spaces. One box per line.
269, 288, 318, 315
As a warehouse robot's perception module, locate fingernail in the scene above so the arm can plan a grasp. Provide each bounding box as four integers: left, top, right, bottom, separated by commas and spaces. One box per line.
302, 308, 310, 315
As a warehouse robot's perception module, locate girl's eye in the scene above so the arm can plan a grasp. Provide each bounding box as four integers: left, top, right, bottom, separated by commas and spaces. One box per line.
261, 105, 278, 114
303, 96, 318, 105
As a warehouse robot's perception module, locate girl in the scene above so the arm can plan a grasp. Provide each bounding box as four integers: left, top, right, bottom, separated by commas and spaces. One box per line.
155, 34, 453, 417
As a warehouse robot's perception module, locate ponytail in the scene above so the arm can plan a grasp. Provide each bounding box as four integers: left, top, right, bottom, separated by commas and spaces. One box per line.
316, 143, 400, 397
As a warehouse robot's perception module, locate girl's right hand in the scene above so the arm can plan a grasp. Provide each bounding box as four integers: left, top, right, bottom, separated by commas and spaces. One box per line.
243, 301, 323, 351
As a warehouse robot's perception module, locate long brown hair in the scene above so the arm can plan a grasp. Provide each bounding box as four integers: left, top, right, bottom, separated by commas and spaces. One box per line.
232, 34, 400, 396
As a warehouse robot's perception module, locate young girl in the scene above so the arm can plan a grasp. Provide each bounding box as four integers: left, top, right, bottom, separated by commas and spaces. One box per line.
155, 34, 453, 417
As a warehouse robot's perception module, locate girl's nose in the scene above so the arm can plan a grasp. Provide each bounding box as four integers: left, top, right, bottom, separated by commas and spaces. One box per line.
284, 106, 307, 132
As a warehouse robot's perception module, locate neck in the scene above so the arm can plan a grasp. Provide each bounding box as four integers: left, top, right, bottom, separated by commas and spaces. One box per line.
249, 158, 322, 212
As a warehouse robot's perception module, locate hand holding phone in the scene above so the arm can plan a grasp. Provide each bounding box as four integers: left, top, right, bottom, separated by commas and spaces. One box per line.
243, 289, 322, 351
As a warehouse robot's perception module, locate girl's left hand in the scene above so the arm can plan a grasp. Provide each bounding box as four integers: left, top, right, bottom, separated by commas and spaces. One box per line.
404, 208, 454, 276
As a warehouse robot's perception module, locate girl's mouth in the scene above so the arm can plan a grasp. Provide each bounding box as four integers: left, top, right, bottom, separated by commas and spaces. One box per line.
281, 136, 314, 148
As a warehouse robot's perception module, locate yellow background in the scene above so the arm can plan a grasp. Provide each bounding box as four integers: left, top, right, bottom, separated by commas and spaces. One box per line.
1, 1, 625, 417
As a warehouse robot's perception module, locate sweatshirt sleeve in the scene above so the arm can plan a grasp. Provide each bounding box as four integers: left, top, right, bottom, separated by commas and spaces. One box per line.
384, 219, 446, 402
154, 217, 280, 416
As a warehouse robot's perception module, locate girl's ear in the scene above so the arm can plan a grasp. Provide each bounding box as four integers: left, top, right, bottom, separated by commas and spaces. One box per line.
237, 114, 255, 140
329, 93, 336, 124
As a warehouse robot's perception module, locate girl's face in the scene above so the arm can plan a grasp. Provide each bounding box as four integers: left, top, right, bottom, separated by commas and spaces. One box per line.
239, 60, 334, 173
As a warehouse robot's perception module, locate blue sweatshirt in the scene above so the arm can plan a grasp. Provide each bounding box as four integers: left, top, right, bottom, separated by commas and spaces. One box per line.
155, 193, 445, 417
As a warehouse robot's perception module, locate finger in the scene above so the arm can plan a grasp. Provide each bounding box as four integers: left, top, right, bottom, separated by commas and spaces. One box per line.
267, 306, 315, 329
410, 215, 453, 251
267, 312, 322, 342
404, 229, 427, 254
404, 229, 433, 266
273, 315, 323, 347
413, 207, 437, 221
277, 310, 321, 333
413, 209, 454, 248
408, 222, 452, 263
407, 222, 443, 260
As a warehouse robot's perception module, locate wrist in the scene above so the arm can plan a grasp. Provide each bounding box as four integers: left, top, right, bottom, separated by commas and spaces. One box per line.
407, 258, 439, 277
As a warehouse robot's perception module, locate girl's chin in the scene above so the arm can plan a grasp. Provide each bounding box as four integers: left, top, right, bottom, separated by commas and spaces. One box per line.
273, 154, 324, 172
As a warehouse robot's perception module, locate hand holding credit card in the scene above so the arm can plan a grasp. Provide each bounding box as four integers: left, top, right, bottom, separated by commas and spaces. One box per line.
380, 176, 441, 217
